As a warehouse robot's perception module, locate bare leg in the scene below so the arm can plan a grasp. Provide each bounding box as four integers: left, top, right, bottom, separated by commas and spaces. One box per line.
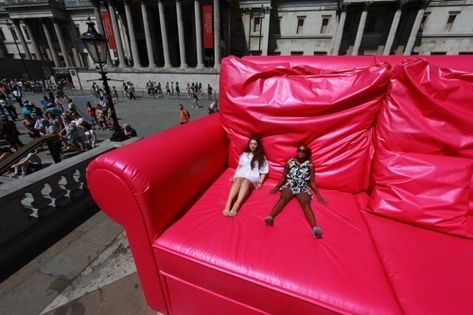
296, 192, 323, 238
265, 188, 293, 226
223, 178, 242, 215
228, 179, 252, 216
296, 192, 317, 227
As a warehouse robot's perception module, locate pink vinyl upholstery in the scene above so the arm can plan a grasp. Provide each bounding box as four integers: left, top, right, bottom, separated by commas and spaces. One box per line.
87, 56, 473, 315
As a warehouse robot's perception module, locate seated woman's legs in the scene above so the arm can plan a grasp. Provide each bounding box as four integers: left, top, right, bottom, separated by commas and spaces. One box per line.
296, 192, 323, 238
265, 188, 293, 226
228, 178, 252, 216
223, 177, 243, 215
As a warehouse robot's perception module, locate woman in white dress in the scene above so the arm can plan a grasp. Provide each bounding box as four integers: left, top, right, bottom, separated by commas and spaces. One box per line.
223, 137, 269, 216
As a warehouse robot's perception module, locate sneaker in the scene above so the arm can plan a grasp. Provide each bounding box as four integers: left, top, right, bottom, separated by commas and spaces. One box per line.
312, 227, 324, 239
264, 216, 274, 227
9, 172, 21, 179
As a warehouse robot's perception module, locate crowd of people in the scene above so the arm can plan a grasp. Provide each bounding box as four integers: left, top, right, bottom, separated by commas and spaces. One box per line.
1, 79, 137, 179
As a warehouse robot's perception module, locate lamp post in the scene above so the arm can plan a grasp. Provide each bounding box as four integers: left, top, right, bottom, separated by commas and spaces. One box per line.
80, 17, 126, 142
7, 21, 31, 79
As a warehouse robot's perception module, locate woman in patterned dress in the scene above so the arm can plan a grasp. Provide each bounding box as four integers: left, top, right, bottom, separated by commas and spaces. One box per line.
265, 144, 327, 239
223, 137, 269, 217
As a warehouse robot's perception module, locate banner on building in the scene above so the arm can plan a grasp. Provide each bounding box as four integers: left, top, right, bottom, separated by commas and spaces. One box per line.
202, 4, 213, 49
101, 10, 116, 50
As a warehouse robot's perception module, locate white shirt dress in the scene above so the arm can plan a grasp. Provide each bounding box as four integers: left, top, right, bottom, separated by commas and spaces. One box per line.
233, 152, 269, 186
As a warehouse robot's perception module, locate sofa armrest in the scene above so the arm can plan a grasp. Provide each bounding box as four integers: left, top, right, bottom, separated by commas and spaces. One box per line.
86, 114, 228, 312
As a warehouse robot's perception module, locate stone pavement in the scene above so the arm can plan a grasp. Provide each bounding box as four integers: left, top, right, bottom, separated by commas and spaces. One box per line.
0, 90, 214, 314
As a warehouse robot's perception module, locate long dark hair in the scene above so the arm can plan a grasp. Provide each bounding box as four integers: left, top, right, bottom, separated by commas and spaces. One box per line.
244, 137, 266, 170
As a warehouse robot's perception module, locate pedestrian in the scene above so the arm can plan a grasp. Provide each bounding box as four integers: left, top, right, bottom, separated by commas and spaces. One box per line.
179, 104, 190, 124
122, 123, 137, 138
175, 82, 180, 97
128, 83, 136, 100
0, 99, 18, 121
191, 91, 201, 109
12, 87, 22, 106
112, 86, 119, 103
10, 148, 43, 178
0, 115, 23, 150
207, 84, 213, 100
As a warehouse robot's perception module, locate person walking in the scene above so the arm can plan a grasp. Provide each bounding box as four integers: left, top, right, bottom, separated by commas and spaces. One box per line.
179, 104, 190, 124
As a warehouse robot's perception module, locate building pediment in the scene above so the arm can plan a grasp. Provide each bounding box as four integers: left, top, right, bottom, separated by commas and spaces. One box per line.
3, 0, 66, 20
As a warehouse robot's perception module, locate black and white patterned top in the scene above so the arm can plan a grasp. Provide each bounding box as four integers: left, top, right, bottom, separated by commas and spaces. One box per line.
281, 158, 312, 196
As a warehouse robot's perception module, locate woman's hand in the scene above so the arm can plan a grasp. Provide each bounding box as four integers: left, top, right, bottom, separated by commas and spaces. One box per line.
270, 186, 279, 194
256, 182, 262, 189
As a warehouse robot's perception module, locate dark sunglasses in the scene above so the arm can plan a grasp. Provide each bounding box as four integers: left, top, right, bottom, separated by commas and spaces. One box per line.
297, 148, 307, 153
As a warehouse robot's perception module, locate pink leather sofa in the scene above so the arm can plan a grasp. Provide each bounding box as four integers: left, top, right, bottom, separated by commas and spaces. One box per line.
87, 56, 473, 315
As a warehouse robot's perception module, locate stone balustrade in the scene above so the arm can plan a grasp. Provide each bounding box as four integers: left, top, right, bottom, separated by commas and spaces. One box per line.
0, 138, 140, 269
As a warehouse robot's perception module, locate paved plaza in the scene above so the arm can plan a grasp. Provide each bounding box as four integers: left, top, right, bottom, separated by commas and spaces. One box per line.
0, 90, 215, 314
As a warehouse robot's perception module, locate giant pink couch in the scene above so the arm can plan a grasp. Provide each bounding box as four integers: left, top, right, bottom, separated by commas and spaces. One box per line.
87, 56, 473, 315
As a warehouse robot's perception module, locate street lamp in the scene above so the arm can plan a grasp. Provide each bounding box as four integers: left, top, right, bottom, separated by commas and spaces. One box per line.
80, 17, 126, 142
7, 21, 31, 79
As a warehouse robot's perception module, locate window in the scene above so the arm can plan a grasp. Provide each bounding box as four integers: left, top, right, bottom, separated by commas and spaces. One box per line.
366, 16, 376, 33
431, 52, 447, 55
320, 17, 329, 34
313, 51, 327, 55
445, 12, 458, 32
250, 50, 262, 56
296, 16, 305, 34
419, 13, 430, 32
291, 51, 304, 56
22, 26, 30, 40
0, 27, 5, 41
274, 16, 282, 35
11, 28, 18, 41
269, 52, 281, 56
459, 52, 473, 55
253, 17, 262, 33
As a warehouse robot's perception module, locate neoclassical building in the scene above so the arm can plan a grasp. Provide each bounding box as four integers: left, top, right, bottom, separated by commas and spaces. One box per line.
0, 0, 472, 87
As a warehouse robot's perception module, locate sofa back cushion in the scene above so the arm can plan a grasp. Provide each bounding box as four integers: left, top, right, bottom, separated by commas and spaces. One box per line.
220, 56, 389, 193
369, 59, 473, 237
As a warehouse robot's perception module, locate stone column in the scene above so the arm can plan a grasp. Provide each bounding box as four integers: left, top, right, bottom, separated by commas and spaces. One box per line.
42, 22, 60, 67
13, 20, 32, 59
194, 0, 204, 68
331, 7, 347, 55
158, 0, 171, 68
108, 1, 126, 67
404, 5, 426, 55
52, 19, 72, 67
261, 7, 271, 55
213, 0, 220, 69
92, 0, 112, 65
124, 0, 142, 67
23, 21, 43, 60
383, 5, 403, 55
141, 0, 156, 68
176, 0, 188, 68
352, 5, 368, 55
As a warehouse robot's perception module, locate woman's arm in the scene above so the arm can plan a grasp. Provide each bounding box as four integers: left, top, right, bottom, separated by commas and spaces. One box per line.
270, 162, 289, 193
308, 164, 327, 203
256, 158, 269, 188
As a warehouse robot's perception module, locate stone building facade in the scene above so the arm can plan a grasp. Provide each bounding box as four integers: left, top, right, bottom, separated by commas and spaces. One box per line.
0, 0, 472, 88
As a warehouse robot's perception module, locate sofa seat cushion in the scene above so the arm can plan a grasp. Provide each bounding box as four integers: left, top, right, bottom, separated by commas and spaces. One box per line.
362, 211, 473, 315
154, 169, 401, 315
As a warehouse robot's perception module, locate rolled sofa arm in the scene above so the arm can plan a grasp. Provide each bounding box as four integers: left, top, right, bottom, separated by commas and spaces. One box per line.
86, 114, 228, 312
